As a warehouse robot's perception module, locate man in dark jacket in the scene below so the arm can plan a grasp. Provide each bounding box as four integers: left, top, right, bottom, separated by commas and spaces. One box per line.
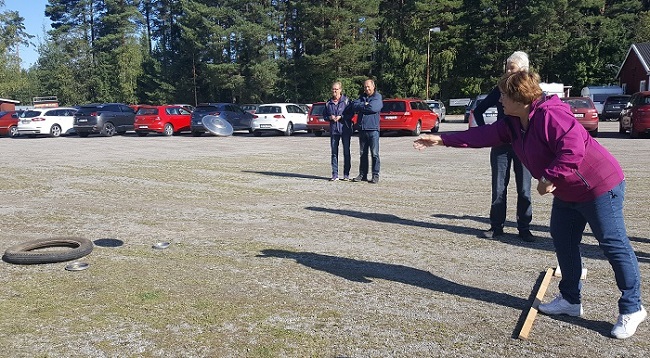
351, 79, 383, 184
322, 81, 353, 181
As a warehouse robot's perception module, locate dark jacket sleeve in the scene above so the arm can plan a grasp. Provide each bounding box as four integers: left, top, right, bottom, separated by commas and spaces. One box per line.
473, 86, 500, 126
322, 101, 331, 120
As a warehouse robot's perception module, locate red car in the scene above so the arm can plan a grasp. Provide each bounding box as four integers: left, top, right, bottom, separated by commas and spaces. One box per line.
134, 105, 192, 136
307, 101, 357, 136
379, 99, 439, 136
619, 91, 650, 138
0, 110, 20, 137
560, 97, 599, 137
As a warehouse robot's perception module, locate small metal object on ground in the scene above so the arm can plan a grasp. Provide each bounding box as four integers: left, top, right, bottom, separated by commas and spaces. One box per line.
553, 265, 588, 280
152, 242, 170, 250
65, 262, 90, 271
518, 267, 555, 340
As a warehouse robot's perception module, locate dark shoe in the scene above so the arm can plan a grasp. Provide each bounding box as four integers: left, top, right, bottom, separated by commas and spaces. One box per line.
518, 230, 535, 242
480, 228, 503, 239
369, 175, 379, 184
352, 175, 367, 182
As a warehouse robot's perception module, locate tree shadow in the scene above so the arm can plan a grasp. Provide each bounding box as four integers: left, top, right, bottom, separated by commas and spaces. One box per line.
258, 249, 527, 309
242, 170, 327, 180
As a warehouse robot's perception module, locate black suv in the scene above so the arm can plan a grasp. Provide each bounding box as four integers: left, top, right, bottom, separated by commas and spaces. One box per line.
601, 95, 631, 122
190, 103, 253, 136
73, 103, 136, 137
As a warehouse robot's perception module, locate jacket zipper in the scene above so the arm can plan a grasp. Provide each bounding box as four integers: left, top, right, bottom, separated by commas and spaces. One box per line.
575, 170, 590, 188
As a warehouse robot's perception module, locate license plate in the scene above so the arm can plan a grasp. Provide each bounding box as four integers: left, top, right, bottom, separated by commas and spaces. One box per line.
384, 116, 397, 120
138, 125, 148, 129
485, 113, 497, 117
21, 120, 30, 124
574, 113, 584, 118
260, 124, 271, 128
78, 119, 87, 122
318, 118, 326, 122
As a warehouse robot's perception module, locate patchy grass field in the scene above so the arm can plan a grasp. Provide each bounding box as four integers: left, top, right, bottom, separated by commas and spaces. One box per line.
0, 120, 648, 357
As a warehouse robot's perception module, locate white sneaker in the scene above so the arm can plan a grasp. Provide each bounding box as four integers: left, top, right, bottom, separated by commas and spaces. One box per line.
538, 294, 583, 317
611, 306, 647, 339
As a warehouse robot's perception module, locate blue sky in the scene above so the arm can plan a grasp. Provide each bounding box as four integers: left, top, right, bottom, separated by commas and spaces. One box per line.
4, 0, 51, 69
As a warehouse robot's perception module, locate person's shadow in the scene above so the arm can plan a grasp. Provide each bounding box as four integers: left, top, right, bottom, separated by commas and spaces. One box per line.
257, 249, 613, 337
242, 170, 327, 180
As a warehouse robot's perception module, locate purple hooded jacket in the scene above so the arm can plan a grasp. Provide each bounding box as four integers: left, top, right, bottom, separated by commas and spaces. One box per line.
441, 95, 624, 203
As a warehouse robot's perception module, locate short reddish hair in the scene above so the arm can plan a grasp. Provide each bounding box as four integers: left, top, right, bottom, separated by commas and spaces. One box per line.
498, 71, 543, 105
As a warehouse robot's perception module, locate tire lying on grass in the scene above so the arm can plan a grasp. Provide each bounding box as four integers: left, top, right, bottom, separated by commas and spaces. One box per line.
3, 237, 93, 265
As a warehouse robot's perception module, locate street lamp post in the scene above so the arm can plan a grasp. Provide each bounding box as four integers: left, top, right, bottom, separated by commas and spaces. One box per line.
426, 27, 441, 100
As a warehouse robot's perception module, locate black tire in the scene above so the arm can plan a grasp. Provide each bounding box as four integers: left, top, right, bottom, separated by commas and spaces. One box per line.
9, 125, 18, 137
163, 123, 174, 136
253, 131, 262, 137
50, 124, 62, 138
191, 130, 202, 137
3, 237, 93, 265
589, 127, 598, 137
432, 119, 440, 133
136, 131, 148, 137
619, 122, 626, 134
284, 122, 294, 136
411, 121, 422, 136
101, 122, 116, 137
314, 131, 324, 137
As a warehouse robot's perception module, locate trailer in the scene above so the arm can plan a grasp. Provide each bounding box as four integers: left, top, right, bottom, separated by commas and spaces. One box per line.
580, 86, 624, 114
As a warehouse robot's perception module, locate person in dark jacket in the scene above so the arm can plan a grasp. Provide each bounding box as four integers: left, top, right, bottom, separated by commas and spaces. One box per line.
474, 51, 534, 242
322, 81, 353, 181
351, 79, 383, 184
413, 71, 645, 339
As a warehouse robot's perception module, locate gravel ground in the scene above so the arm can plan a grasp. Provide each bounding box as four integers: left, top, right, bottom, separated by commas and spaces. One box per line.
0, 118, 648, 357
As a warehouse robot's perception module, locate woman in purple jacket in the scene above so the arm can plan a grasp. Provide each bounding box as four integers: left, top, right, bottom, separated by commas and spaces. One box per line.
413, 71, 645, 339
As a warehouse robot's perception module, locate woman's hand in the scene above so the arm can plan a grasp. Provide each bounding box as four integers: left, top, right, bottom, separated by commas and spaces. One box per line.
537, 179, 556, 195
413, 134, 444, 150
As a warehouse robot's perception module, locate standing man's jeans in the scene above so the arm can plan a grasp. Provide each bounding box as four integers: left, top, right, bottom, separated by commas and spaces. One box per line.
358, 130, 380, 177
489, 144, 532, 232
550, 181, 642, 314
330, 132, 352, 178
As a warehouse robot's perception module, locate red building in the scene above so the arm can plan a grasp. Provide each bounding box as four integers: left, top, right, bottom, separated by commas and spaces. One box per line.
0, 98, 20, 111
617, 42, 650, 94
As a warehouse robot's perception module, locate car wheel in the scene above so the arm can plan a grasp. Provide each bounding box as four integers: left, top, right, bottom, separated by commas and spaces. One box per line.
101, 122, 116, 137
630, 126, 639, 138
411, 121, 422, 136
284, 122, 294, 136
136, 131, 148, 137
163, 123, 174, 136
78, 132, 89, 137
50, 124, 62, 138
432, 119, 440, 133
8, 125, 18, 137
619, 121, 626, 134
589, 127, 598, 137
3, 237, 93, 265
191, 130, 202, 137
253, 131, 262, 137
314, 131, 323, 137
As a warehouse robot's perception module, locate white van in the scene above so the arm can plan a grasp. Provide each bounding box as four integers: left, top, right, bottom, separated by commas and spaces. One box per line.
580, 86, 624, 114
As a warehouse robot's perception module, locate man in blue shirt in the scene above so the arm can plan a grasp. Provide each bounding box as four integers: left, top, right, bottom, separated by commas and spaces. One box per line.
351, 79, 383, 184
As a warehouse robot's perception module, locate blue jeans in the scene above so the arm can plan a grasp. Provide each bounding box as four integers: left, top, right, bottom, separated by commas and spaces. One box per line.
550, 181, 642, 314
358, 130, 380, 177
489, 144, 532, 232
331, 132, 352, 177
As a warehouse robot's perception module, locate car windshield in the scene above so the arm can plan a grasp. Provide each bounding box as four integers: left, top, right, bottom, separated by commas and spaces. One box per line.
310, 104, 325, 115
257, 106, 282, 114
563, 99, 594, 109
381, 101, 406, 112
20, 110, 43, 118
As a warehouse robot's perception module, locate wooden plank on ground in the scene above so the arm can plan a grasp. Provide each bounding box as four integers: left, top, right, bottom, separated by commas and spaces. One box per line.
518, 267, 555, 340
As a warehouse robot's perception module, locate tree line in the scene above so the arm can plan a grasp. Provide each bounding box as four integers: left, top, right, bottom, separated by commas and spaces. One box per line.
2, 0, 650, 108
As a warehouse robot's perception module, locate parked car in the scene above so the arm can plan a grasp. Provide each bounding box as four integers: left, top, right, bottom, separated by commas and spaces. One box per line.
134, 105, 192, 136
251, 103, 308, 136
619, 91, 650, 138
468, 94, 498, 128
73, 103, 136, 137
17, 107, 78, 137
190, 103, 253, 136
425, 100, 446, 122
379, 99, 439, 136
306, 102, 358, 137
240, 104, 260, 114
297, 103, 312, 114
600, 95, 631, 121
172, 104, 195, 112
0, 110, 20, 137
560, 97, 599, 137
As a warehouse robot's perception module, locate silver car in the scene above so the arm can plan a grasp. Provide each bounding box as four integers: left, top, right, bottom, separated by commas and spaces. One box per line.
425, 100, 446, 122
468, 94, 498, 128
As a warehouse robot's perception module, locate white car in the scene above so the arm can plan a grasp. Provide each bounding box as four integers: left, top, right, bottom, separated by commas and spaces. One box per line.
251, 103, 308, 136
17, 107, 78, 137
468, 94, 498, 128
